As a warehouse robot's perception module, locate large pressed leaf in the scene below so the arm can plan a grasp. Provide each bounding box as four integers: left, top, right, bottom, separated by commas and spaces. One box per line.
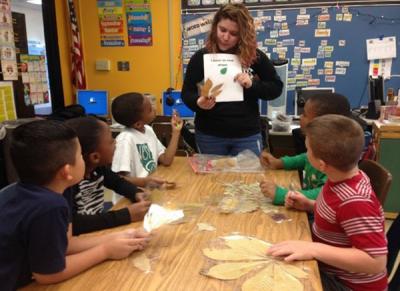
202, 248, 266, 261
274, 264, 304, 291
224, 236, 271, 258
203, 261, 266, 280
279, 262, 308, 279
242, 263, 274, 291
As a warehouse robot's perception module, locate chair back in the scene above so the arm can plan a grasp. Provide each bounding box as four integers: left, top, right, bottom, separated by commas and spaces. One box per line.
359, 159, 392, 205
151, 122, 187, 155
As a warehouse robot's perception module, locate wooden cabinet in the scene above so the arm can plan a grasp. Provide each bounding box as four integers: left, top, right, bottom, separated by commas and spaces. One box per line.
373, 121, 400, 218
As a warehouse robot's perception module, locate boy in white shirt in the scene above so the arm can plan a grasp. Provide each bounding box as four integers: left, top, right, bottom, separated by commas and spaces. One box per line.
112, 92, 182, 186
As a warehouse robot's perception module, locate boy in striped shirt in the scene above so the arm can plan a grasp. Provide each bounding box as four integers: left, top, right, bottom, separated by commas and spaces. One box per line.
267, 115, 387, 291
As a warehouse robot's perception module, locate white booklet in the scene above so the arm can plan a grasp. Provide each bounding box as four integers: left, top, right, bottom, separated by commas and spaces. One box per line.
203, 53, 243, 102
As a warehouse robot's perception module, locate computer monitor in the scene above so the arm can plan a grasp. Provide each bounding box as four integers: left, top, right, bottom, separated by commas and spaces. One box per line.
77, 90, 108, 116
295, 87, 335, 116
163, 90, 194, 118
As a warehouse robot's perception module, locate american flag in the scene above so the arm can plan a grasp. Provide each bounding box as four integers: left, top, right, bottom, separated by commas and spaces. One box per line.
67, 0, 86, 91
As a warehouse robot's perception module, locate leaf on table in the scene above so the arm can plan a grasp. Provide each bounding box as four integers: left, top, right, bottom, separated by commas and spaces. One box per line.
274, 264, 304, 291
224, 235, 271, 258
200, 235, 308, 290
242, 263, 274, 291
197, 222, 216, 232
132, 252, 151, 273
218, 196, 240, 213
280, 262, 308, 279
202, 261, 266, 280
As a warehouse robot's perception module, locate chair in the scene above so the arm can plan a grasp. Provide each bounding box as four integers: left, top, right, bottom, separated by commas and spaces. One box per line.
387, 214, 400, 291
151, 122, 190, 156
359, 159, 392, 206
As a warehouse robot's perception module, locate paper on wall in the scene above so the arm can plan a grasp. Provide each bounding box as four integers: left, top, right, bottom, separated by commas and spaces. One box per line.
203, 54, 243, 102
369, 59, 392, 80
366, 36, 396, 60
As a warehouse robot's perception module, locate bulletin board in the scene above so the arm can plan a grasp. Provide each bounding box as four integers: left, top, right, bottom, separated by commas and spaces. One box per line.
181, 4, 400, 114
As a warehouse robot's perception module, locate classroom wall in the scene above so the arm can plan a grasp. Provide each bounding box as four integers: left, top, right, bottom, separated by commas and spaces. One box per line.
56, 0, 183, 113
55, 0, 73, 106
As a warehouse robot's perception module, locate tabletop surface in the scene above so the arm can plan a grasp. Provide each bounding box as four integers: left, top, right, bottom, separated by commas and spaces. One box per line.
23, 157, 322, 291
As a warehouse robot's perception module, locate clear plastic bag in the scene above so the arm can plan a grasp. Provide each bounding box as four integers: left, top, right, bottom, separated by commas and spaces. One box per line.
188, 149, 263, 173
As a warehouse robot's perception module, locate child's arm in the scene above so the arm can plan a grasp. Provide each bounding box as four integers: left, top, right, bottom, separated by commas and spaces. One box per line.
34, 229, 150, 285
267, 241, 386, 274
260, 181, 321, 205
260, 151, 283, 169
123, 175, 165, 188
69, 200, 151, 236
158, 112, 183, 166
285, 191, 315, 212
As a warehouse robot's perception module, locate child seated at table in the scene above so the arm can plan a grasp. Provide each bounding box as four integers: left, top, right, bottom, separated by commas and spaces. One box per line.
64, 116, 155, 235
268, 115, 387, 291
111, 92, 182, 191
0, 120, 150, 290
259, 93, 351, 205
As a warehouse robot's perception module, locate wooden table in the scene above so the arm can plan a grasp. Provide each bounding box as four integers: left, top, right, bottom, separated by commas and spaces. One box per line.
23, 157, 322, 291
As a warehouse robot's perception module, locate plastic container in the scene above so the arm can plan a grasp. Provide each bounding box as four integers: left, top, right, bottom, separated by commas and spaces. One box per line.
271, 115, 292, 132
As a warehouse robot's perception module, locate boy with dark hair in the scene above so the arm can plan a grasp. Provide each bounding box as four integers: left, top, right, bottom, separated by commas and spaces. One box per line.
0, 120, 150, 290
268, 115, 387, 291
259, 93, 352, 205
64, 116, 152, 235
111, 92, 182, 190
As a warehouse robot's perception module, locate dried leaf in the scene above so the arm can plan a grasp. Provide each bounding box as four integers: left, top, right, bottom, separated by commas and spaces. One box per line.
218, 196, 240, 213
210, 83, 223, 94
242, 264, 274, 291
274, 264, 304, 291
197, 223, 216, 232
203, 261, 265, 280
279, 262, 308, 279
132, 252, 151, 273
224, 236, 271, 258
202, 248, 264, 261
236, 200, 258, 213
201, 78, 213, 97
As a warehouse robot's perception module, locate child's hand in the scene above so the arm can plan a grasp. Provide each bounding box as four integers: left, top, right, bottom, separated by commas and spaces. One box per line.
285, 191, 314, 212
102, 230, 150, 260
171, 109, 183, 132
196, 95, 216, 110
260, 151, 283, 169
135, 192, 150, 202
127, 200, 152, 222
259, 180, 276, 200
267, 240, 315, 262
234, 72, 252, 89
144, 176, 166, 190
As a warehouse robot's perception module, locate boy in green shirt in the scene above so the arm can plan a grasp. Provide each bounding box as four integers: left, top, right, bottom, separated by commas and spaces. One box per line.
260, 92, 351, 205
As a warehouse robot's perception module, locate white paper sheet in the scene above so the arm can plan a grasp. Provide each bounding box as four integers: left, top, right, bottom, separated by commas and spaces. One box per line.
203, 53, 243, 102
366, 36, 397, 60
143, 204, 184, 232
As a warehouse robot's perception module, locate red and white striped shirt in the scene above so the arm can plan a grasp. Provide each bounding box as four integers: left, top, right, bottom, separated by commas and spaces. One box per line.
312, 170, 387, 291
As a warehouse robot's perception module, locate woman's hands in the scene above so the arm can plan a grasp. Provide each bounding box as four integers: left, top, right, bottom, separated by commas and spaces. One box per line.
234, 72, 252, 89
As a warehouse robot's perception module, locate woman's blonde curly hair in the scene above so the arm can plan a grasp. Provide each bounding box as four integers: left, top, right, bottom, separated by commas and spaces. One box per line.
205, 4, 257, 67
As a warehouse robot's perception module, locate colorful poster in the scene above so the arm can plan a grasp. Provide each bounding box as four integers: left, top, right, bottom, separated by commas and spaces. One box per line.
19, 54, 49, 105
97, 0, 125, 47
0, 0, 17, 80
0, 81, 16, 122
125, 0, 153, 46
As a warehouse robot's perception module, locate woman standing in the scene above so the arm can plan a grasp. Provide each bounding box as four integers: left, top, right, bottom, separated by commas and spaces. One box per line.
182, 3, 283, 156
